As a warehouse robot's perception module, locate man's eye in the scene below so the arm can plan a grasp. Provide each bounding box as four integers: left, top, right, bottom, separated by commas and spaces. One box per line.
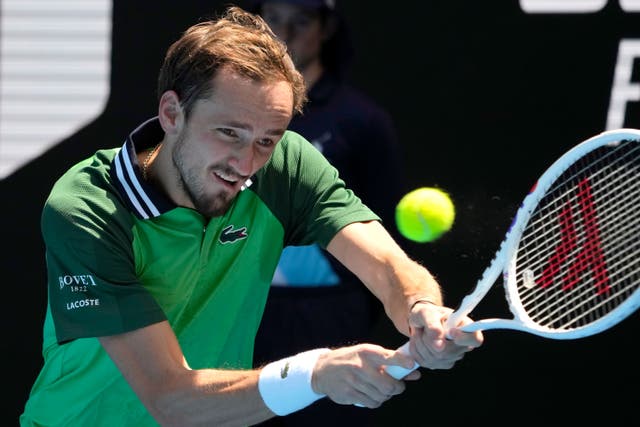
257, 138, 274, 147
219, 128, 236, 137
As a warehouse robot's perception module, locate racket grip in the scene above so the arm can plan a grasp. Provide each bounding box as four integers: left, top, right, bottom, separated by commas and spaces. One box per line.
384, 341, 419, 379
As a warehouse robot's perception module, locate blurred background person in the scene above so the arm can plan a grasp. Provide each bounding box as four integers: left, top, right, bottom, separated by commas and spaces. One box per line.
248, 0, 406, 425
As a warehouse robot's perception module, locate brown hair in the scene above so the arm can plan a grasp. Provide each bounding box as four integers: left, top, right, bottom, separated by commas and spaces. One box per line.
157, 6, 307, 119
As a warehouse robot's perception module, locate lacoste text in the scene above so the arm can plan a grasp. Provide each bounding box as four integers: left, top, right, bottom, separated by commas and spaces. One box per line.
66, 298, 100, 310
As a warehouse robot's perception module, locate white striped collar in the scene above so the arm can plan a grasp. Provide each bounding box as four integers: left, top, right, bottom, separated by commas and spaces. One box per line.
111, 117, 174, 219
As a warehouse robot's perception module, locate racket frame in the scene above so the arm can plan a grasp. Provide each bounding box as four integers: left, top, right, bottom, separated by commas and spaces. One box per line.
446, 128, 640, 339
385, 128, 640, 380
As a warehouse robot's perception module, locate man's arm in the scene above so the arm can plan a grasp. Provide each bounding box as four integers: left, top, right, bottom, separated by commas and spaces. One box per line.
99, 320, 420, 426
326, 220, 483, 369
99, 321, 270, 427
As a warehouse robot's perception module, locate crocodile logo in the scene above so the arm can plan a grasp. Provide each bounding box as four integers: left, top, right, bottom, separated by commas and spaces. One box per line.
219, 225, 248, 244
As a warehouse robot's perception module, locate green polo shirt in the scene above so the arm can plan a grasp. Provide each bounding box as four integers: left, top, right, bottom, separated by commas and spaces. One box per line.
20, 118, 379, 426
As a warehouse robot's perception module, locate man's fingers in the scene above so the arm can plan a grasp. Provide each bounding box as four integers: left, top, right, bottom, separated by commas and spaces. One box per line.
384, 348, 419, 372
448, 327, 484, 348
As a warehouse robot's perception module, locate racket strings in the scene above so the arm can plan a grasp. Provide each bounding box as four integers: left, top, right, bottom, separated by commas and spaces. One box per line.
522, 157, 640, 276
519, 142, 640, 272
513, 139, 640, 331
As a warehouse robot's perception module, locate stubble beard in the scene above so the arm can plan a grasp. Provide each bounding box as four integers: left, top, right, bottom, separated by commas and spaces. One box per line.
173, 132, 234, 219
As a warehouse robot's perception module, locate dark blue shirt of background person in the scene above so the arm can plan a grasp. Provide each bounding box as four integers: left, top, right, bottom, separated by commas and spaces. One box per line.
249, 1, 405, 425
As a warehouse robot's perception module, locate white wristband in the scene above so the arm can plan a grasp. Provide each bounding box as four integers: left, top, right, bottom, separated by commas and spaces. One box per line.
258, 348, 330, 416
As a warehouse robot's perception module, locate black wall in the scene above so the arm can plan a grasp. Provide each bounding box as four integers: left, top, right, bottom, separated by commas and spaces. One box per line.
3, 1, 639, 425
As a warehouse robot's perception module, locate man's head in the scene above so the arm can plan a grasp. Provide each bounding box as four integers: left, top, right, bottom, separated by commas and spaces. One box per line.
154, 7, 306, 218
157, 6, 307, 121
250, 0, 352, 78
253, 1, 336, 72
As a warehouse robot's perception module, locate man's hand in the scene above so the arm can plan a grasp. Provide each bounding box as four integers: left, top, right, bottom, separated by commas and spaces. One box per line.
310, 344, 420, 408
407, 301, 484, 369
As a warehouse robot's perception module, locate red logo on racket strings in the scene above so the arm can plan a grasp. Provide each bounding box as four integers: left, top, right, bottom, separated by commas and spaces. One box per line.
536, 178, 611, 294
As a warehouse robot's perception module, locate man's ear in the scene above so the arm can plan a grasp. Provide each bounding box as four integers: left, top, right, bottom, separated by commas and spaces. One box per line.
158, 90, 184, 135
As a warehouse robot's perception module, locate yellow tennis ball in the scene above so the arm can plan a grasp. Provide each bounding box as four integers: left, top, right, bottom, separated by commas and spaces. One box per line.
395, 187, 455, 243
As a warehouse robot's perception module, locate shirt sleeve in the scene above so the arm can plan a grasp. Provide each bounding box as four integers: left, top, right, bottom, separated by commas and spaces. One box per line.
255, 131, 381, 249
43, 167, 166, 344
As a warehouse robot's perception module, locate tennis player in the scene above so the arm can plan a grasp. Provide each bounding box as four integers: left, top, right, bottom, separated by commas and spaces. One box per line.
20, 6, 483, 426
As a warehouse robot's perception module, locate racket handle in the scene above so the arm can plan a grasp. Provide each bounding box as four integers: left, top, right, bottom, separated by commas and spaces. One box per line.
384, 342, 420, 379
353, 342, 418, 407
383, 312, 472, 379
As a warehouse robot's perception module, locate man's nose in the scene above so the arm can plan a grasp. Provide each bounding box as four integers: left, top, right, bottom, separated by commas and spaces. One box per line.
229, 144, 255, 176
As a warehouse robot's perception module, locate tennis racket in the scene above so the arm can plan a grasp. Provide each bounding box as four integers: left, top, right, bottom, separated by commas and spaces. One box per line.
385, 128, 640, 379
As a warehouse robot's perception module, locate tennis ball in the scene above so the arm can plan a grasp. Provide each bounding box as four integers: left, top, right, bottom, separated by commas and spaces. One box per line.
395, 187, 455, 243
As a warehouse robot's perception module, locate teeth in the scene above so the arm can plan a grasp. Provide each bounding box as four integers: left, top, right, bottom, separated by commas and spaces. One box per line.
216, 171, 238, 183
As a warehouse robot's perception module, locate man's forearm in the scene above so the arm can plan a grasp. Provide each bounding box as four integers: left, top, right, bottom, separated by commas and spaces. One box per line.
326, 221, 444, 336
150, 368, 271, 427
379, 255, 444, 336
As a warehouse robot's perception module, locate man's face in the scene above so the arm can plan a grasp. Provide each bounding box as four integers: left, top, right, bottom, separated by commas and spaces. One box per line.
171, 66, 294, 218
260, 2, 325, 71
